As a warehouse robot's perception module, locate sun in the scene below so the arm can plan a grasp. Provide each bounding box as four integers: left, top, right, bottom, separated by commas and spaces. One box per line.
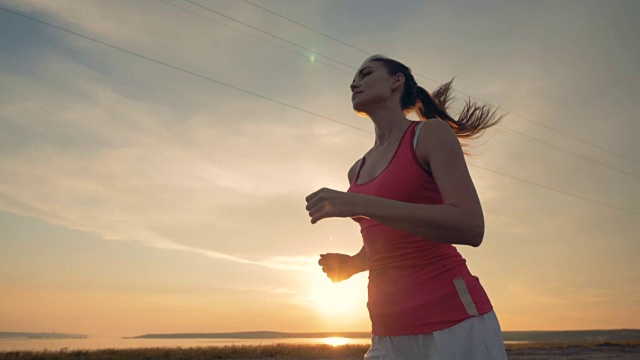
309, 272, 366, 315
324, 337, 349, 346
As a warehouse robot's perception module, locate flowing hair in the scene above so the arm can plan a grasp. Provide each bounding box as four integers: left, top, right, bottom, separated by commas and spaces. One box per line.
367, 55, 506, 140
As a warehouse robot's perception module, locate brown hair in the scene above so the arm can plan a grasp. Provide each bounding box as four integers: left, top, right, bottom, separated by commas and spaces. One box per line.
367, 55, 506, 139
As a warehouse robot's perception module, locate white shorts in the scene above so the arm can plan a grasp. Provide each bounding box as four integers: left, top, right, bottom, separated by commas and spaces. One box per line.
364, 310, 508, 360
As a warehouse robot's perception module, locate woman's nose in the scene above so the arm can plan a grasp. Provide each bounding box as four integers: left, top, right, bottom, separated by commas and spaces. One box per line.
350, 82, 360, 92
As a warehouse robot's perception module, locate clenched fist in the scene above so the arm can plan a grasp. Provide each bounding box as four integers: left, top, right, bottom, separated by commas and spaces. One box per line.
305, 188, 358, 224
318, 253, 359, 283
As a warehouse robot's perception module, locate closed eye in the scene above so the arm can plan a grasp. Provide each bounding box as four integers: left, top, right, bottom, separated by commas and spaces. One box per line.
351, 67, 373, 84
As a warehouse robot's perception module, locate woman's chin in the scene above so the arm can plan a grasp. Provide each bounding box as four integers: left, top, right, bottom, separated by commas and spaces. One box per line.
354, 109, 369, 118
352, 103, 370, 117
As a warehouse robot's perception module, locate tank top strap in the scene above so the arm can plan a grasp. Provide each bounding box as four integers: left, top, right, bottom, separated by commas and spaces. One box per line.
413, 121, 426, 150
352, 157, 366, 185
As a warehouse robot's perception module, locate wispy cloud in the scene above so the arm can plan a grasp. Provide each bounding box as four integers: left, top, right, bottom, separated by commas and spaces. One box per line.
0, 5, 360, 269
161, 241, 317, 271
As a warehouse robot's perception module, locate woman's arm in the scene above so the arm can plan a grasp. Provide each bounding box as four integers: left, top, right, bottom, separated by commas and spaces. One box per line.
306, 120, 484, 247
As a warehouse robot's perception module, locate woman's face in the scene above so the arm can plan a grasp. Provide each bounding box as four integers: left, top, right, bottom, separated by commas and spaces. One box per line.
350, 61, 398, 113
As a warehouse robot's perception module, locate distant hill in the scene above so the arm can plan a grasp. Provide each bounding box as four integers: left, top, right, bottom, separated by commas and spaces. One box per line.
0, 332, 88, 339
127, 329, 640, 343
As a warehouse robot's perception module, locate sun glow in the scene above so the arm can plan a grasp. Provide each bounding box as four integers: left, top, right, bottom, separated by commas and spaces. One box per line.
324, 337, 349, 346
309, 272, 366, 315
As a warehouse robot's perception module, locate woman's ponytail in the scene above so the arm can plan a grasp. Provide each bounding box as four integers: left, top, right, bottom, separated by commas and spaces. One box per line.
415, 80, 504, 139
415, 85, 454, 125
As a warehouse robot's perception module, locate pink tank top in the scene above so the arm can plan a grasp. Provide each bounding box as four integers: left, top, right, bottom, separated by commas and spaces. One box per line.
348, 121, 493, 336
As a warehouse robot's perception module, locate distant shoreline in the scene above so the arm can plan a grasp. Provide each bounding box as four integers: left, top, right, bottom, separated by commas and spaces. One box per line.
123, 331, 371, 339
125, 329, 640, 343
3, 329, 639, 343
0, 332, 88, 340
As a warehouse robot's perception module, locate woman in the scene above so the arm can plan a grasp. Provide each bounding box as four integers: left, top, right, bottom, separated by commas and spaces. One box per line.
305, 55, 508, 359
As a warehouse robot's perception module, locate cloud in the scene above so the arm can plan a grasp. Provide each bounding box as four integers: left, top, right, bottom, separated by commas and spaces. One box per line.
153, 240, 318, 271
0, 5, 367, 269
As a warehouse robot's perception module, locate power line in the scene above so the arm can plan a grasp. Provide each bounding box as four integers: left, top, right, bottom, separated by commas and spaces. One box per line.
183, 0, 355, 71
470, 164, 639, 216
158, 0, 350, 74
188, 0, 639, 180
0, 5, 637, 216
9, 0, 637, 184
157, 0, 351, 75
495, 125, 639, 179
327, 0, 640, 166
235, 0, 640, 178
242, 0, 638, 167
239, 0, 440, 84
241, 0, 371, 56
0, 5, 368, 134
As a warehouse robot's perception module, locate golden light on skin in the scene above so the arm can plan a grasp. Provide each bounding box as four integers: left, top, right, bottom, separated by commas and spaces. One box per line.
324, 337, 349, 346
309, 271, 365, 315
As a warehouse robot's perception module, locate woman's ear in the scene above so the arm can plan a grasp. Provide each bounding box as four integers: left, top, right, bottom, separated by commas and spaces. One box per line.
392, 73, 405, 90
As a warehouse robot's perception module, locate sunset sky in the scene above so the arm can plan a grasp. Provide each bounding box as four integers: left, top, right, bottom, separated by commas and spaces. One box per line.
0, 0, 638, 338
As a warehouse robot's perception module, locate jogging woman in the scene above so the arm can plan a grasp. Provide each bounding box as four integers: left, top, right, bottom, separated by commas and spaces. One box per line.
305, 55, 508, 359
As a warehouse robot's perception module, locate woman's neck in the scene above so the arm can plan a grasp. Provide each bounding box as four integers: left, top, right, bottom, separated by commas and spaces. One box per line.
367, 107, 410, 147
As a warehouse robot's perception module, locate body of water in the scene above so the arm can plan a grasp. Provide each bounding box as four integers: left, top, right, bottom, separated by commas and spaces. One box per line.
4, 329, 637, 352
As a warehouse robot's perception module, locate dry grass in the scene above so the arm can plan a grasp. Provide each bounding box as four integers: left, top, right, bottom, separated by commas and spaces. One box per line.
0, 343, 369, 360
1, 340, 639, 359
504, 339, 640, 350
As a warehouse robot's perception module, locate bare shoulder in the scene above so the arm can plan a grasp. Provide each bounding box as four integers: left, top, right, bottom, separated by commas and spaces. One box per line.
415, 118, 460, 162
422, 118, 458, 139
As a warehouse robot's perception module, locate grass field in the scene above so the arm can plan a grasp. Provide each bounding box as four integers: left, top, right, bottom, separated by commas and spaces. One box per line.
1, 340, 639, 359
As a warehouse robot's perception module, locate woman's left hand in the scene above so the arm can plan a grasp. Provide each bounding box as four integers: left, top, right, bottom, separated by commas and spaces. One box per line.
305, 188, 358, 224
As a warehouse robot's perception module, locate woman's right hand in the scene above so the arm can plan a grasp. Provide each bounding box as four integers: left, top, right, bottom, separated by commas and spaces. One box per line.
318, 253, 357, 283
